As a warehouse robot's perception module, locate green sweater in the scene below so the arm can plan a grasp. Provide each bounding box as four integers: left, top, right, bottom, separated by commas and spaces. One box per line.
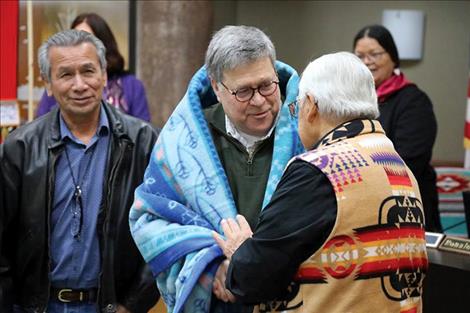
204, 103, 274, 229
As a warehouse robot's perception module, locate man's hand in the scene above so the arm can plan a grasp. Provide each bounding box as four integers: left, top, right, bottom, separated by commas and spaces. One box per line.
213, 215, 253, 260
212, 259, 236, 303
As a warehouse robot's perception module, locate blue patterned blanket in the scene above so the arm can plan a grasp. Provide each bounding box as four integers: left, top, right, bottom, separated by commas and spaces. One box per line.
130, 61, 302, 313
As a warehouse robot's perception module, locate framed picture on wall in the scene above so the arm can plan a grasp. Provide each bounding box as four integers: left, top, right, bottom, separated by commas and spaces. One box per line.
0, 100, 21, 127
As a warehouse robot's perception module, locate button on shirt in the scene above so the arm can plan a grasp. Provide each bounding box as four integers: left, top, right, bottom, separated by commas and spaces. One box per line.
50, 106, 110, 288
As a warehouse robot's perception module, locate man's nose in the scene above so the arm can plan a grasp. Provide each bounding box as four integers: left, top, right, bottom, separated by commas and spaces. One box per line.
249, 89, 265, 106
72, 74, 88, 91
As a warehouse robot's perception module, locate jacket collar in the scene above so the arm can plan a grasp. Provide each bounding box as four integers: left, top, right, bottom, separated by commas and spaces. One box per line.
313, 119, 384, 150
48, 101, 130, 149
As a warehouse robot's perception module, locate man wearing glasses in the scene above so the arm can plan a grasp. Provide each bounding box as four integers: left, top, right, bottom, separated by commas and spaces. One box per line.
214, 52, 427, 313
206, 32, 284, 232
129, 25, 301, 313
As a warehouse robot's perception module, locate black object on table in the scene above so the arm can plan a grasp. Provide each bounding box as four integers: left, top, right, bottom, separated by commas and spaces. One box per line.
423, 246, 470, 312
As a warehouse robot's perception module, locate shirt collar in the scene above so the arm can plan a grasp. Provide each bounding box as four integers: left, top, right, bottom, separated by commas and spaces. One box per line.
59, 105, 110, 143
225, 111, 280, 154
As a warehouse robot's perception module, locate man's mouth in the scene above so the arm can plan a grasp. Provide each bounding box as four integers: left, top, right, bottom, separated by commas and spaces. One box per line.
72, 96, 92, 104
252, 111, 269, 119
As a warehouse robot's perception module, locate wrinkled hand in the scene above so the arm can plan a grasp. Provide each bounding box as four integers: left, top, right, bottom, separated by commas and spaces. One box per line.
213, 215, 253, 260
212, 259, 236, 303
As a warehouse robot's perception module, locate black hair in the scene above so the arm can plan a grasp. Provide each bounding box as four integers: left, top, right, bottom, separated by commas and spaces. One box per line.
353, 24, 400, 68
71, 13, 125, 76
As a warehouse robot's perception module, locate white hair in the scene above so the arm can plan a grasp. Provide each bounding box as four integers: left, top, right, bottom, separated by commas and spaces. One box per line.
298, 51, 379, 121
38, 29, 107, 82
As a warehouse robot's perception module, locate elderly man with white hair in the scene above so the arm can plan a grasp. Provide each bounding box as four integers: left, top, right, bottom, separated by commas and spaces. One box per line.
214, 52, 428, 313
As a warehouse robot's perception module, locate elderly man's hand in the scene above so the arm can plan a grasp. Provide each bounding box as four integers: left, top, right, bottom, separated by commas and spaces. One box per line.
212, 259, 236, 303
213, 215, 253, 260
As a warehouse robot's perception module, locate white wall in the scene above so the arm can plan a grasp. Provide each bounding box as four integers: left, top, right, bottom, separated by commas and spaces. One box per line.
214, 0, 470, 164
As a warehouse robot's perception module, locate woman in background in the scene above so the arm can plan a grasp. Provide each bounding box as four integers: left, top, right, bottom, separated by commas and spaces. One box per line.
37, 13, 151, 122
353, 24, 442, 232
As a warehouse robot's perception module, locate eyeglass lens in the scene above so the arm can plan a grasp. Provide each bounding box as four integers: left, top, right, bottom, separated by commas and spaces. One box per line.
356, 51, 386, 62
288, 100, 299, 118
234, 81, 279, 102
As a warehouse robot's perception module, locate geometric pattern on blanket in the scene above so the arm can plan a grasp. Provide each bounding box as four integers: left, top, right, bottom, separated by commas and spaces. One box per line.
130, 61, 302, 313
435, 166, 470, 237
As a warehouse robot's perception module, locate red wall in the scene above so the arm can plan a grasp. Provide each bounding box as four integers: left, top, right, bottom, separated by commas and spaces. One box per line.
0, 0, 19, 100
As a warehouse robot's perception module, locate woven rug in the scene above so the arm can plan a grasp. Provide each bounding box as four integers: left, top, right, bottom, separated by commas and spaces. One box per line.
435, 166, 470, 237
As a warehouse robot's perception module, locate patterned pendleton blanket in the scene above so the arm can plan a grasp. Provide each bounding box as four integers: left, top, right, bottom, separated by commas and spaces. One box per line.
130, 61, 302, 313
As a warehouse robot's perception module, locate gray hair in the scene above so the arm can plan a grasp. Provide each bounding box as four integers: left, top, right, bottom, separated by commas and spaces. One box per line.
205, 25, 276, 82
38, 29, 107, 82
298, 52, 379, 122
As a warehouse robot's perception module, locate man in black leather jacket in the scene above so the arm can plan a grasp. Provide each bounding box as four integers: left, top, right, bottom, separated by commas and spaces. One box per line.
0, 30, 159, 312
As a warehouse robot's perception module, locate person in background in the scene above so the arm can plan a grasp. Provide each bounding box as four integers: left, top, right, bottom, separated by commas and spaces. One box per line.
353, 24, 442, 233
129, 25, 302, 313
36, 12, 151, 122
0, 29, 158, 313
214, 51, 428, 313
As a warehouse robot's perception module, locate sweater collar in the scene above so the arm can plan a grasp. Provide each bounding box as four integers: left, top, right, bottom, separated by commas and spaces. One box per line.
313, 119, 384, 150
225, 111, 279, 153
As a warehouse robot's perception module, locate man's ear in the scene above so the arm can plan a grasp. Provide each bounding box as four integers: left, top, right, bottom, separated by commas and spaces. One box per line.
210, 77, 221, 102
103, 69, 108, 87
43, 76, 53, 96
306, 94, 318, 123
210, 77, 219, 92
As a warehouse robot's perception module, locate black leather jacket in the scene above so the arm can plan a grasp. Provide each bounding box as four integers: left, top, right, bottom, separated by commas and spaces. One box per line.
0, 103, 159, 313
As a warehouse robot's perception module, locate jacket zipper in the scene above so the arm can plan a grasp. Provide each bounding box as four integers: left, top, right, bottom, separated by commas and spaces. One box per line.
45, 145, 64, 311
211, 124, 270, 177
246, 142, 268, 176
247, 151, 254, 176
97, 138, 126, 309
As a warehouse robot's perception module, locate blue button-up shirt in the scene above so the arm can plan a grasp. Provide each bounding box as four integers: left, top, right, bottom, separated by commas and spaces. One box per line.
50, 106, 110, 288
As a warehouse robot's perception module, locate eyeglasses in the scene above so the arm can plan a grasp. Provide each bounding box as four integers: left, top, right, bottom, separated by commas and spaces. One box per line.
288, 96, 318, 118
355, 51, 387, 62
288, 99, 300, 118
220, 80, 280, 102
